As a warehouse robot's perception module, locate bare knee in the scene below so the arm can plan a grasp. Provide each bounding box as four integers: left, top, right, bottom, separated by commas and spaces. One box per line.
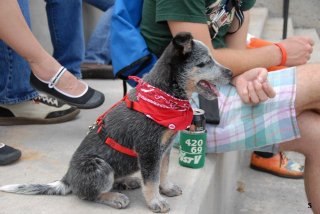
279, 110, 320, 157
295, 64, 320, 114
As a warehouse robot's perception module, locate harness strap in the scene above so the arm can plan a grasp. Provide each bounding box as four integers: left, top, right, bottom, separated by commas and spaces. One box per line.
96, 95, 138, 157
105, 137, 138, 157
124, 95, 141, 111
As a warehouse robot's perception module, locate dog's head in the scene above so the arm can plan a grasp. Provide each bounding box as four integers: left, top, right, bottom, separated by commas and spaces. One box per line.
168, 32, 232, 100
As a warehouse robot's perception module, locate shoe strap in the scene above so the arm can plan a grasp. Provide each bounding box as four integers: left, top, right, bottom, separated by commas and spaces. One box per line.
49, 67, 67, 89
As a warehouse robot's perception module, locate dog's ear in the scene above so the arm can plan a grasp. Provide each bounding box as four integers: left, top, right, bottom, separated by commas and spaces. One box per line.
172, 32, 193, 55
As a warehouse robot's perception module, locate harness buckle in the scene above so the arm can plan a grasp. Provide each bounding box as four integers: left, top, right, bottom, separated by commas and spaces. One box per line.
87, 121, 97, 135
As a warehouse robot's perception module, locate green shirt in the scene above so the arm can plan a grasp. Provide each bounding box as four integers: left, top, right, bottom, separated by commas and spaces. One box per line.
141, 0, 256, 57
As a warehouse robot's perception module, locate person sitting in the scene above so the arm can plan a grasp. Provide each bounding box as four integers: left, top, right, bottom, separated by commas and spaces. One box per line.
139, 0, 319, 212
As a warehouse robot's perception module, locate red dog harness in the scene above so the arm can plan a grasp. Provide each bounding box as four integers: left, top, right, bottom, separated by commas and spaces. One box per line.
95, 76, 193, 157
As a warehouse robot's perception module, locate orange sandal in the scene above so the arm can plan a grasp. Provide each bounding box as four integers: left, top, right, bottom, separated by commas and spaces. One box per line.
250, 152, 304, 179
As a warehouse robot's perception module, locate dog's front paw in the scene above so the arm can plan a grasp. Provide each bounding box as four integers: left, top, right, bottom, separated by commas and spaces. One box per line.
107, 192, 130, 209
148, 197, 170, 213
160, 183, 182, 197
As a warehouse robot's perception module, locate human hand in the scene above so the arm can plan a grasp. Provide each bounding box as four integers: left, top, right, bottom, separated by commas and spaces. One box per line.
279, 36, 314, 66
232, 68, 276, 105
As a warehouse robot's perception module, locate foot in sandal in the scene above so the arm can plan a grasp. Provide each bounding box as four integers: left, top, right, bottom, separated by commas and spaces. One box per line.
30, 63, 105, 109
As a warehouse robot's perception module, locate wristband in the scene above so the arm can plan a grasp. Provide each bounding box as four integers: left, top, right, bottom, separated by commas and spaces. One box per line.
274, 43, 287, 66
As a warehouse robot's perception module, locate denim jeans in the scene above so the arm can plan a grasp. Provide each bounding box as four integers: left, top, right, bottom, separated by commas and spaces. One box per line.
45, 0, 114, 73
45, 0, 84, 77
83, 0, 114, 64
0, 0, 114, 104
0, 0, 38, 104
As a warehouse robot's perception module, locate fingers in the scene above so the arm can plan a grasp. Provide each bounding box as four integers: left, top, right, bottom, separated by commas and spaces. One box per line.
247, 80, 276, 105
248, 82, 259, 104
262, 81, 276, 98
254, 80, 268, 101
305, 36, 314, 46
239, 85, 250, 104
299, 37, 314, 57
248, 80, 270, 104
234, 68, 276, 105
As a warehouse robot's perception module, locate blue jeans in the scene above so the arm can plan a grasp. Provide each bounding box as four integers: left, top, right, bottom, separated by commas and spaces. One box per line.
0, 0, 113, 104
83, 0, 114, 64
0, 0, 38, 104
45, 0, 114, 74
45, 0, 84, 77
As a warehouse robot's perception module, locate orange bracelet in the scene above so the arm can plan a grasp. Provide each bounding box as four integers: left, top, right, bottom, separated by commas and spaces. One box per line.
274, 43, 287, 66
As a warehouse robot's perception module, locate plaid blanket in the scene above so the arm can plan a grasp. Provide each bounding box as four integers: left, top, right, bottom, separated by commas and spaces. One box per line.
191, 67, 300, 153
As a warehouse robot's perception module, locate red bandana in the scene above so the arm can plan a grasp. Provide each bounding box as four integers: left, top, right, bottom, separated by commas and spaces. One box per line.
95, 76, 193, 158
126, 76, 193, 131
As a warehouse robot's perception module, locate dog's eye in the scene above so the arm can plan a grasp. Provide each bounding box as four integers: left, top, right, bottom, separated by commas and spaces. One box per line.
197, 62, 206, 68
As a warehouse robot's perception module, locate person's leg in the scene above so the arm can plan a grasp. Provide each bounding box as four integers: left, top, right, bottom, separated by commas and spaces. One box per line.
81, 0, 114, 79
278, 64, 320, 213
83, 6, 113, 65
0, 0, 86, 96
0, 0, 38, 104
280, 111, 320, 213
0, 0, 104, 108
0, 0, 80, 124
83, 0, 114, 64
44, 0, 84, 78
84, 0, 114, 12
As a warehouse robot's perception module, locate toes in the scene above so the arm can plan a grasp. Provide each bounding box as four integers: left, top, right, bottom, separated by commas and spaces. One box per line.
148, 197, 170, 213
160, 184, 182, 197
108, 193, 130, 209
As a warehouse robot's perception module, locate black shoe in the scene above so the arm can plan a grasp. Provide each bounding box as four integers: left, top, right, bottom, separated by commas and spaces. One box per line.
81, 63, 114, 79
0, 143, 21, 165
30, 67, 105, 109
0, 93, 80, 125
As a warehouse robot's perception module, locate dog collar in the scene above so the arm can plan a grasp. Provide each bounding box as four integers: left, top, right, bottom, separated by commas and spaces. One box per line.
126, 76, 193, 130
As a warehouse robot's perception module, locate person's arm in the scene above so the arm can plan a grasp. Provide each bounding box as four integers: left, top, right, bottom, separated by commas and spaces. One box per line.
168, 15, 282, 76
168, 11, 313, 76
224, 11, 251, 50
226, 11, 314, 66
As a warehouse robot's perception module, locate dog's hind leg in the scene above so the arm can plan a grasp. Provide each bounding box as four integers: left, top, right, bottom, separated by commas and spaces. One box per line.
113, 176, 141, 190
139, 151, 170, 213
159, 147, 182, 197
67, 156, 130, 209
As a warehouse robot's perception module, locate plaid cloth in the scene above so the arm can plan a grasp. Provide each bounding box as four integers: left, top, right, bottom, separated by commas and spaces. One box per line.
191, 67, 300, 153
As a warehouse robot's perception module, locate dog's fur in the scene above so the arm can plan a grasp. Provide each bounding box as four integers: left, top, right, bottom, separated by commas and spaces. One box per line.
0, 32, 231, 213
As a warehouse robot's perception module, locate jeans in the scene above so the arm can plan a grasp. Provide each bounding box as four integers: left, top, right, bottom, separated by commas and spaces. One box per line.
45, 0, 114, 74
0, 0, 38, 104
0, 0, 113, 104
45, 0, 84, 77
83, 0, 114, 64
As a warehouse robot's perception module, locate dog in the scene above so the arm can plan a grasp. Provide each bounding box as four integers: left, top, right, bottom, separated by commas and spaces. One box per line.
0, 32, 232, 213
